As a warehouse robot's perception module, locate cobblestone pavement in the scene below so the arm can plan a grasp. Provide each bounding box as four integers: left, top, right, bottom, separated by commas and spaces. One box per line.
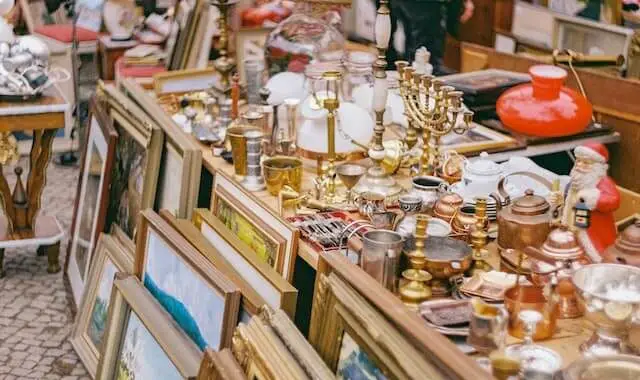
0, 158, 89, 379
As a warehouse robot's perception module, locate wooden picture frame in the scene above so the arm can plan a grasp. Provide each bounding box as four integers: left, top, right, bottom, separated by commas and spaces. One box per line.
71, 233, 134, 377
197, 348, 246, 380
193, 209, 297, 318
180, 0, 208, 69
311, 251, 488, 379
99, 83, 164, 245
260, 306, 333, 379
441, 123, 518, 155
212, 170, 299, 282
96, 274, 202, 379
309, 273, 447, 379
154, 68, 219, 96
231, 315, 308, 379
66, 96, 118, 306
235, 27, 271, 84
160, 210, 268, 318
135, 209, 241, 351
119, 78, 202, 218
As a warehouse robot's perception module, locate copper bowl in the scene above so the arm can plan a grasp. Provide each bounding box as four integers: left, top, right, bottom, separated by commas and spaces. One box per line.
422, 236, 472, 296
504, 285, 558, 341
451, 205, 476, 237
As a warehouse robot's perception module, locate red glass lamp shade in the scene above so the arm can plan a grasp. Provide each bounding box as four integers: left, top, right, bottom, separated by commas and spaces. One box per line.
496, 65, 593, 137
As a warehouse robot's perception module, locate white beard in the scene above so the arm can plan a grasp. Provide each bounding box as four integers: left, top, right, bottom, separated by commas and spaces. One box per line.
570, 163, 607, 191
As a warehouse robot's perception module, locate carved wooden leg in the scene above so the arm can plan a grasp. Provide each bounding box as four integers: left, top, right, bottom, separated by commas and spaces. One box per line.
0, 248, 5, 278
41, 242, 61, 273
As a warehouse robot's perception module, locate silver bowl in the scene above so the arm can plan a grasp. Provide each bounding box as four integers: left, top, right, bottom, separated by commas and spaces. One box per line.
571, 264, 640, 355
561, 354, 640, 380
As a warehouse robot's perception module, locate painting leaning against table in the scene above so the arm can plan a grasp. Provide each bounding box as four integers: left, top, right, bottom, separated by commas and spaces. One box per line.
88, 258, 118, 347
116, 311, 182, 380
336, 332, 388, 380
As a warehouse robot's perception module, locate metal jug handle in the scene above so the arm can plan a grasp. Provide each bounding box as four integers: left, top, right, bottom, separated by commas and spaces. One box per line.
339, 220, 373, 258
498, 171, 554, 203
489, 192, 504, 211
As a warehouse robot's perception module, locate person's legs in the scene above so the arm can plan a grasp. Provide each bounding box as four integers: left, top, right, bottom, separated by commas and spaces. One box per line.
392, 1, 447, 66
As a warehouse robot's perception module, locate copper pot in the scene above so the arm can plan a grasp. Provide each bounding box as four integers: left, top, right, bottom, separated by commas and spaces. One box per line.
422, 236, 472, 296
434, 192, 464, 223
496, 189, 552, 252
603, 220, 640, 267
504, 285, 558, 341
452, 205, 476, 237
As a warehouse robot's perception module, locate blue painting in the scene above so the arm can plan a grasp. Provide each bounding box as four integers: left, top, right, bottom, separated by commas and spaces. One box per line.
116, 311, 182, 380
336, 332, 388, 380
143, 230, 225, 351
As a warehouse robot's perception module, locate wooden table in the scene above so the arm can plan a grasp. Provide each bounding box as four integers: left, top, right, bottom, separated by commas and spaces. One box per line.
97, 36, 139, 81
0, 90, 68, 276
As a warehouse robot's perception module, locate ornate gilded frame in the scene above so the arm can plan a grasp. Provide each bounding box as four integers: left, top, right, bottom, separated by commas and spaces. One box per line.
135, 209, 241, 350
98, 83, 164, 245
71, 233, 134, 377
95, 274, 202, 379
197, 348, 246, 380
211, 170, 299, 282
193, 209, 297, 318
231, 314, 308, 380
119, 78, 202, 218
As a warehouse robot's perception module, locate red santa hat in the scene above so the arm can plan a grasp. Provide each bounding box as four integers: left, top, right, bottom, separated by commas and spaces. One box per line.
575, 142, 609, 163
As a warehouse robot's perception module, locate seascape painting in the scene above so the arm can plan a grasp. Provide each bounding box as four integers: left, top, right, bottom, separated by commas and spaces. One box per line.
116, 311, 182, 380
105, 128, 147, 240
143, 230, 225, 351
88, 258, 118, 348
336, 332, 387, 380
214, 196, 278, 268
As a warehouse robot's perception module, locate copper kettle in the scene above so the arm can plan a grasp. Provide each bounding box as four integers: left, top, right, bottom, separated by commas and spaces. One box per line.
603, 220, 640, 267
494, 172, 553, 252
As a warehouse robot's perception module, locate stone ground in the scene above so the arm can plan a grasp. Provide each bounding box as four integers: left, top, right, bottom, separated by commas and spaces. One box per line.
0, 157, 89, 380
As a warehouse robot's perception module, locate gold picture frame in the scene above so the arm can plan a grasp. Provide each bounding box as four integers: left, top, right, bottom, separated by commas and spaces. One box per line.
441, 123, 518, 155
96, 274, 203, 379
197, 348, 246, 380
260, 306, 333, 379
235, 27, 272, 84
135, 209, 241, 351
212, 170, 299, 282
153, 68, 219, 96
193, 208, 297, 318
98, 83, 164, 245
119, 78, 202, 219
309, 273, 446, 379
231, 314, 309, 379
161, 209, 268, 317
71, 233, 134, 378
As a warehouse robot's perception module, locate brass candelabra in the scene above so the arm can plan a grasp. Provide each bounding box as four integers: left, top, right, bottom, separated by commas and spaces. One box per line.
211, 0, 238, 91
351, 0, 403, 200
396, 62, 473, 176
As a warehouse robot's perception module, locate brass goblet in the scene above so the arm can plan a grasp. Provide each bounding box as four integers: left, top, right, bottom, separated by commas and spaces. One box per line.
336, 163, 366, 205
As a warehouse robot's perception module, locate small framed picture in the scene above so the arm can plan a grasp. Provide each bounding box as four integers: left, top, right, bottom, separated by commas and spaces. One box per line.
440, 123, 518, 155
235, 27, 272, 84
71, 233, 134, 377
95, 274, 203, 379
135, 209, 241, 351
211, 170, 299, 282
67, 97, 118, 306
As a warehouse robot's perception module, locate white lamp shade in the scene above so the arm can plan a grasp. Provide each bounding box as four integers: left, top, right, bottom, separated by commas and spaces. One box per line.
0, 0, 14, 16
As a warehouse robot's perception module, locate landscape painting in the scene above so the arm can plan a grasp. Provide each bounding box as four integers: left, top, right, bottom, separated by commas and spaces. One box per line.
116, 311, 182, 380
336, 332, 387, 380
88, 258, 118, 348
143, 230, 225, 351
105, 128, 147, 240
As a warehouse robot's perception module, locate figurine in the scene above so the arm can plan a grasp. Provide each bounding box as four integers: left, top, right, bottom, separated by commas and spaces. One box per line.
563, 143, 620, 262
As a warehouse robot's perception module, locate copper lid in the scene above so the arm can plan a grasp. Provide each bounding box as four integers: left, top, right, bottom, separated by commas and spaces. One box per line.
512, 189, 550, 216
439, 192, 464, 206
615, 220, 640, 256
541, 226, 584, 260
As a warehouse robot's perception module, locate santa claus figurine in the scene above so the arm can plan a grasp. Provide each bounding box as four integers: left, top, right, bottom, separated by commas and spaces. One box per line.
563, 142, 620, 262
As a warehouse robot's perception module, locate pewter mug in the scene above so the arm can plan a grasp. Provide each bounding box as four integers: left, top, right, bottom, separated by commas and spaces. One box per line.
361, 230, 404, 291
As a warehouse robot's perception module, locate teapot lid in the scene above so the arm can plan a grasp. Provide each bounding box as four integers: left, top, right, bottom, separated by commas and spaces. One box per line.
438, 192, 464, 205
466, 152, 502, 176
541, 226, 584, 260
512, 189, 550, 216
615, 220, 640, 255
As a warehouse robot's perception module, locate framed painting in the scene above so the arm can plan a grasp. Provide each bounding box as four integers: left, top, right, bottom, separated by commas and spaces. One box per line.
135, 209, 241, 351
153, 68, 219, 96
440, 123, 518, 156
71, 233, 134, 377
197, 348, 246, 380
235, 27, 271, 84
160, 210, 268, 318
231, 314, 308, 379
309, 273, 446, 380
99, 83, 164, 245
260, 306, 333, 379
212, 170, 299, 282
193, 209, 297, 318
119, 78, 202, 218
96, 274, 202, 379
66, 96, 118, 306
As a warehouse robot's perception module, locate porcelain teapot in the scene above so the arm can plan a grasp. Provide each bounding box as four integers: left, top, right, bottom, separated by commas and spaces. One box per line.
462, 152, 504, 197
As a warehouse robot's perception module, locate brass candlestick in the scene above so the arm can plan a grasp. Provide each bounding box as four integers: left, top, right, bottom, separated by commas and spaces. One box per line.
351, 0, 403, 201
399, 269, 432, 310
396, 62, 473, 176
406, 214, 429, 269
469, 197, 492, 276
211, 0, 238, 91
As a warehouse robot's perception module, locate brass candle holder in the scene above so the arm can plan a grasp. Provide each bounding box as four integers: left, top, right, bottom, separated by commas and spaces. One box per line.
210, 0, 238, 92
351, 0, 404, 201
399, 269, 432, 310
469, 197, 492, 276
396, 62, 473, 176
406, 214, 429, 269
